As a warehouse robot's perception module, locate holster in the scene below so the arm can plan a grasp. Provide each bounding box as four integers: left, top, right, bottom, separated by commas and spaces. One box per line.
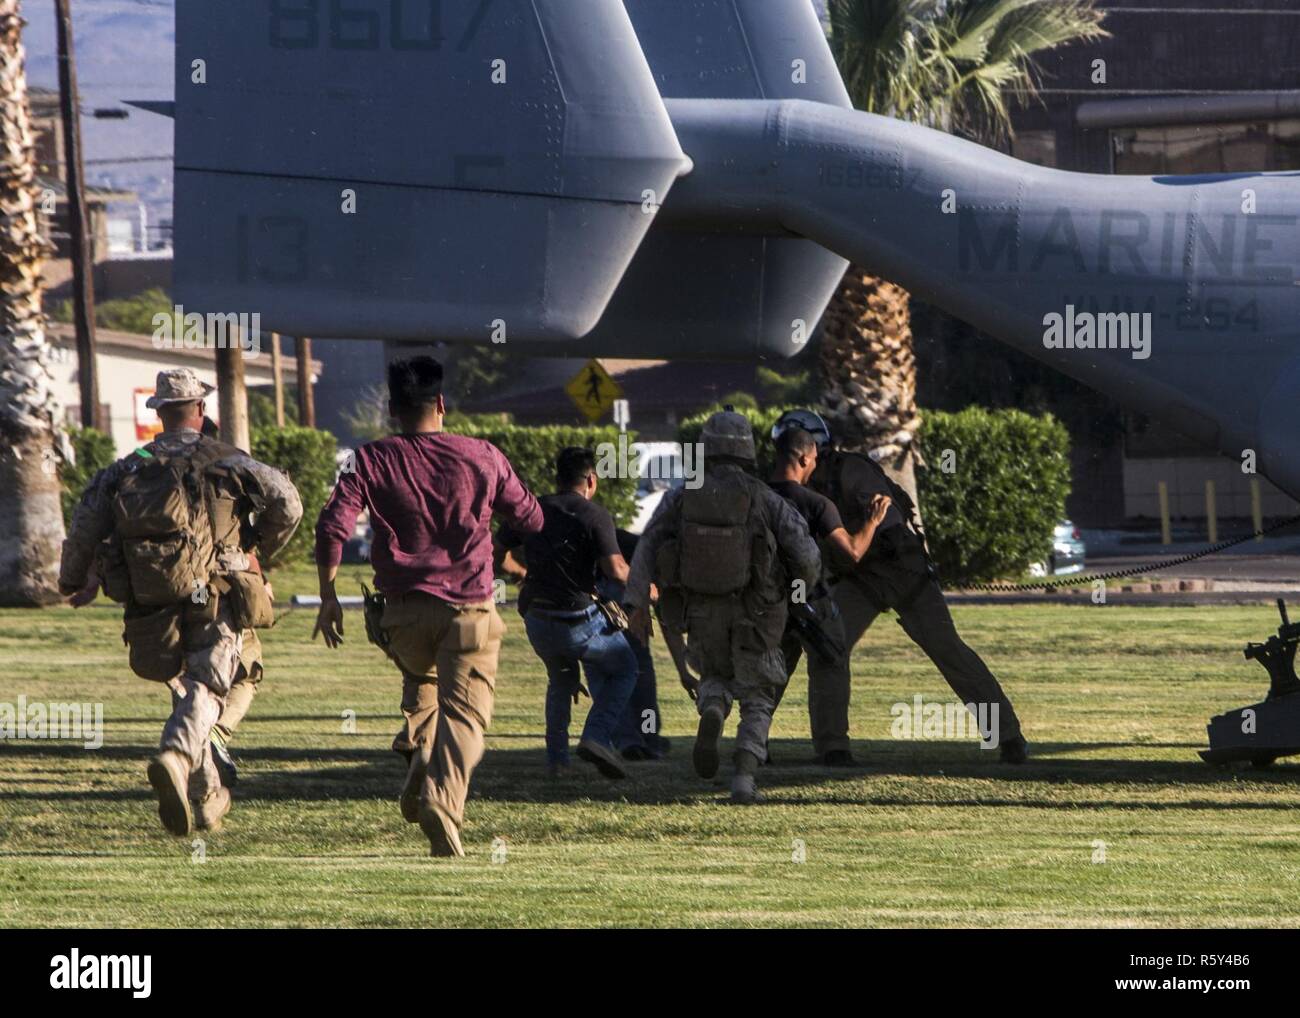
361, 584, 393, 655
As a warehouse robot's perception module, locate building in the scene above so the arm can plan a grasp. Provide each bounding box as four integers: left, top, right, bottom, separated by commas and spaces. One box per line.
45, 322, 322, 457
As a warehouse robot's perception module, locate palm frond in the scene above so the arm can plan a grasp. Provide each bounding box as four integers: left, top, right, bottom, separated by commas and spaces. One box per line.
828, 0, 1108, 143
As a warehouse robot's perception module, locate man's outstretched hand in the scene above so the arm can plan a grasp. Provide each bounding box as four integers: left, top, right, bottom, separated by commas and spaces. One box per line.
313, 594, 345, 648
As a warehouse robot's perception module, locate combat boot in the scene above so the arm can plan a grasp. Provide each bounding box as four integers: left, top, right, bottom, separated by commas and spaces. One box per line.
146, 750, 193, 836
999, 734, 1029, 764
730, 750, 761, 804
693, 701, 725, 778
194, 787, 231, 832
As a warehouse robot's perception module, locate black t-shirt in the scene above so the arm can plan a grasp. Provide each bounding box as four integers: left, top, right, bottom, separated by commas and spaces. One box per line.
768, 480, 844, 539
770, 479, 843, 602
498, 491, 621, 614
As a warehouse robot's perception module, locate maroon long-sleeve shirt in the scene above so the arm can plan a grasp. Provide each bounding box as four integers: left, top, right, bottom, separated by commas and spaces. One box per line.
315, 432, 543, 603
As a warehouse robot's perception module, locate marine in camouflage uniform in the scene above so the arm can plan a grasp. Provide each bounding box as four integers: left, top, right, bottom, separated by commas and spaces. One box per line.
627, 410, 820, 803
59, 370, 303, 835
198, 415, 263, 786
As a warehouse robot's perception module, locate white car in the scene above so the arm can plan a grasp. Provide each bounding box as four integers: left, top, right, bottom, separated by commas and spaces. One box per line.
627, 441, 687, 534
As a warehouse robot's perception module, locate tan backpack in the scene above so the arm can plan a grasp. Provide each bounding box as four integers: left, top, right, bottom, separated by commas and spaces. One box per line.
111, 441, 233, 607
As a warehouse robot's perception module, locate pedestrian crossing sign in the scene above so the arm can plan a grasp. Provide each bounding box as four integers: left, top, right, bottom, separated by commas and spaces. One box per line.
565, 359, 624, 423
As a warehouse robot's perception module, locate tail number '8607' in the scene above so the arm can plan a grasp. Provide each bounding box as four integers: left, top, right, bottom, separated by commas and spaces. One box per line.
269, 0, 493, 51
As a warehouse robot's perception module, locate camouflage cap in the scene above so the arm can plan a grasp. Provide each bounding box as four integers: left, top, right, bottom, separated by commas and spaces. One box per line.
145, 368, 215, 409
701, 409, 756, 462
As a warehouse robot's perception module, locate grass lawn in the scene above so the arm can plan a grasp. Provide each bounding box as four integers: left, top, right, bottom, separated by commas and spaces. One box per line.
2, 590, 1299, 928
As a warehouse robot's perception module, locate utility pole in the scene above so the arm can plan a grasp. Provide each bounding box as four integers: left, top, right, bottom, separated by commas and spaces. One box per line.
296, 336, 315, 428
215, 340, 249, 452
55, 0, 98, 428
270, 331, 285, 426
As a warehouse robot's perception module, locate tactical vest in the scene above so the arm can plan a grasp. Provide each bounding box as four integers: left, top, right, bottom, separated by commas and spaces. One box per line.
664, 467, 781, 602
108, 438, 243, 608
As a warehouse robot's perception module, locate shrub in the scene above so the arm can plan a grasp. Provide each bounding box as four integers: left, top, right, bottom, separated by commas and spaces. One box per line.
51, 287, 173, 335
59, 427, 117, 527
251, 426, 339, 567
453, 421, 639, 528
918, 408, 1072, 584
248, 390, 299, 429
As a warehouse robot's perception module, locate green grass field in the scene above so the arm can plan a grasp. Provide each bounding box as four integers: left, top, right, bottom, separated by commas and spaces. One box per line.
3, 576, 1299, 928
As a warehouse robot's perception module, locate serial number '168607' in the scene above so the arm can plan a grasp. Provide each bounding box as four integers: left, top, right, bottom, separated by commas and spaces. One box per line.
269, 0, 494, 52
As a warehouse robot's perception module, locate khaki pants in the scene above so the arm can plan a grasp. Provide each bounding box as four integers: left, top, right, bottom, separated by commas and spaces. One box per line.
382, 592, 504, 834
162, 601, 244, 801
687, 595, 788, 761
822, 576, 1023, 746
215, 630, 263, 742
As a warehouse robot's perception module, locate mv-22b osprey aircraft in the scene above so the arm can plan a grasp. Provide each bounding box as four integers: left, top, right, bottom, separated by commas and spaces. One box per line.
147, 1, 1300, 759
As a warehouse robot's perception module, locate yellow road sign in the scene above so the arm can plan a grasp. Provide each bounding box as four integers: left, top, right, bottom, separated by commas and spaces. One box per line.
565, 359, 624, 422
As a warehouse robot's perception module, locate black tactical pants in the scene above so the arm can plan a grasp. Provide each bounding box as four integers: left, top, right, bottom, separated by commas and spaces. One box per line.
824, 576, 1023, 749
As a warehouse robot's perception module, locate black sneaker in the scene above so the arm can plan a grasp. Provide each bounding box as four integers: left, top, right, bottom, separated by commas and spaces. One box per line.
621, 745, 652, 761
210, 729, 238, 787
576, 738, 628, 779
999, 735, 1029, 764
820, 749, 856, 767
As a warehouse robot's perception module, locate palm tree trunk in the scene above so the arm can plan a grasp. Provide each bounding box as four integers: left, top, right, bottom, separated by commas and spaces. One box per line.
0, 2, 65, 606
818, 264, 923, 511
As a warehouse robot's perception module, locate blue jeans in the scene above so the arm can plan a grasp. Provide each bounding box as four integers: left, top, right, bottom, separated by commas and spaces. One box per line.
613, 631, 668, 755
524, 605, 638, 765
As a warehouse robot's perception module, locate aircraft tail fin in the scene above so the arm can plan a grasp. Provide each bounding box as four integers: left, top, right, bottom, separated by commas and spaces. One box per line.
173, 0, 687, 341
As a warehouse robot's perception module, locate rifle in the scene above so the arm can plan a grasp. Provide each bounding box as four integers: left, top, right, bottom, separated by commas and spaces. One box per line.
788, 599, 846, 664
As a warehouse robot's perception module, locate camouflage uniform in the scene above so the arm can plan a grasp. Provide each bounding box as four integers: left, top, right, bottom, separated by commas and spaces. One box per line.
59, 427, 302, 813
627, 414, 820, 794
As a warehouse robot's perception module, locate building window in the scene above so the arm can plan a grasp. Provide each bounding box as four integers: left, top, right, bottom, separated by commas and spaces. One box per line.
1112, 119, 1300, 175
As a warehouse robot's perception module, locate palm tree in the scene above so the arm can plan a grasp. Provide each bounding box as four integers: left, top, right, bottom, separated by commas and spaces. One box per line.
820, 0, 1106, 505
0, 2, 66, 606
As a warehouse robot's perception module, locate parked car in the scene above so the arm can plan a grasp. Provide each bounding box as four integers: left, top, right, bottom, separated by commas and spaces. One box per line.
628, 442, 687, 534
1029, 520, 1087, 576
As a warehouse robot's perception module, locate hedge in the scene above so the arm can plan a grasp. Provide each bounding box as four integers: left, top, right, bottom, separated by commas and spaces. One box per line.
59, 427, 118, 528
251, 426, 339, 568
917, 407, 1071, 584
453, 422, 639, 529
679, 402, 1071, 584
